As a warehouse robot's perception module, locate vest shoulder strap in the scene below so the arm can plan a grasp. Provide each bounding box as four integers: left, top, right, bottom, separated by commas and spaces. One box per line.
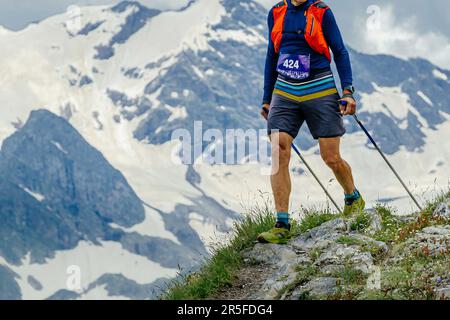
273, 1, 287, 8
312, 1, 329, 9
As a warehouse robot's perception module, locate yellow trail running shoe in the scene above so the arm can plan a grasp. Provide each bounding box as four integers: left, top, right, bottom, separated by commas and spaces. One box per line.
257, 222, 292, 244
343, 196, 366, 217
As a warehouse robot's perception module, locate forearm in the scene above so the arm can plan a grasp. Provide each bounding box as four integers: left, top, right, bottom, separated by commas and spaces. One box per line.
334, 49, 353, 89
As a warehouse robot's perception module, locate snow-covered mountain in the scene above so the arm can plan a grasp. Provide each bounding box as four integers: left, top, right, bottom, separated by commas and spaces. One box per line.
0, 0, 449, 299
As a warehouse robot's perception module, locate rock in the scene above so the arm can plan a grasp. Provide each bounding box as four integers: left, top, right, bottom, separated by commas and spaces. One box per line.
420, 226, 450, 236
433, 199, 450, 218
291, 277, 339, 299
315, 244, 359, 266
415, 225, 450, 256
240, 209, 448, 300
348, 252, 374, 274
350, 234, 389, 255
435, 287, 450, 299
27, 276, 43, 291
366, 210, 383, 235
291, 218, 347, 251
244, 244, 301, 267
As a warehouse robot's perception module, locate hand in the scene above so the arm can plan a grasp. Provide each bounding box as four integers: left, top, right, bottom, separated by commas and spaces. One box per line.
339, 95, 357, 116
260, 103, 271, 120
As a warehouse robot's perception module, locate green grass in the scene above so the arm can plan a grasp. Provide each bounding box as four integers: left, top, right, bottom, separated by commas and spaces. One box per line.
163, 205, 275, 300
350, 211, 371, 232
337, 235, 364, 246
373, 204, 404, 242
298, 210, 338, 233
337, 266, 367, 286
276, 264, 317, 299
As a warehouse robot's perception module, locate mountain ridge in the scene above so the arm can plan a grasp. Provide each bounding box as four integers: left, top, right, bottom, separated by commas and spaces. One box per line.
0, 0, 449, 300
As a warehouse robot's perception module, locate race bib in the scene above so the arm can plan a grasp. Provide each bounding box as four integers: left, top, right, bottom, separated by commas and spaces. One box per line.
277, 54, 310, 80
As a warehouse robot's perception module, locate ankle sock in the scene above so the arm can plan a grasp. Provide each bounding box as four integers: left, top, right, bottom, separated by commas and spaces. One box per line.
345, 189, 360, 205
276, 212, 289, 226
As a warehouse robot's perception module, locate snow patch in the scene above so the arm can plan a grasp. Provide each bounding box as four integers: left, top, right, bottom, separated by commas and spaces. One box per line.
109, 206, 180, 244
211, 29, 265, 46
417, 91, 433, 106
191, 65, 204, 79
20, 185, 45, 202
51, 141, 68, 154
360, 83, 428, 128
188, 212, 228, 252
166, 105, 187, 122
0, 241, 177, 300
433, 69, 448, 81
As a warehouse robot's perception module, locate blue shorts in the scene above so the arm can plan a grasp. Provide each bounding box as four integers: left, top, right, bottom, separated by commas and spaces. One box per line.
267, 71, 346, 140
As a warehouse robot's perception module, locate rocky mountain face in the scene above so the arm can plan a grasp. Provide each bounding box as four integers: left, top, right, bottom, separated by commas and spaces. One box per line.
119, 0, 450, 154
0, 110, 223, 299
222, 198, 450, 300
0, 0, 449, 300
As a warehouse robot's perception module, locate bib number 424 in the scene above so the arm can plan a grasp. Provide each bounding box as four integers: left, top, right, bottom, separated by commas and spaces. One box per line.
283, 59, 300, 69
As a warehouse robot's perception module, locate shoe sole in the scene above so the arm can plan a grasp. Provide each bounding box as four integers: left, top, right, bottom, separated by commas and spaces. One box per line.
257, 235, 291, 245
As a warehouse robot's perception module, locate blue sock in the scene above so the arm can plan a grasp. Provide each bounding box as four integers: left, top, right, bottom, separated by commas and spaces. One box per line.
276, 212, 289, 226
345, 189, 360, 205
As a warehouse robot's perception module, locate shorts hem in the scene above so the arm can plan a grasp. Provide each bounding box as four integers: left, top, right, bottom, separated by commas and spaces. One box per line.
313, 132, 346, 140
267, 128, 298, 140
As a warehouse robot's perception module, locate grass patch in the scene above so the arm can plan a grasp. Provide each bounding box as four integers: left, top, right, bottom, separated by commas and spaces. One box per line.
337, 235, 364, 246
336, 266, 367, 286
163, 205, 275, 300
350, 212, 371, 232
379, 255, 448, 300
373, 204, 404, 243
276, 265, 318, 299
298, 210, 337, 233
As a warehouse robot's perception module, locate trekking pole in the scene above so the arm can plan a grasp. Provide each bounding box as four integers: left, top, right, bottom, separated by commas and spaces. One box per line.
341, 102, 423, 211
262, 108, 342, 214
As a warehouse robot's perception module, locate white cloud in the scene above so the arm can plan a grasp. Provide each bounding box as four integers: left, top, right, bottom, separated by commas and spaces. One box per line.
352, 6, 450, 69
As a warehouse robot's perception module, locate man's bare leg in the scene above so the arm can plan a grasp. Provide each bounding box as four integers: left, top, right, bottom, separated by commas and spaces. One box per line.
319, 137, 355, 194
270, 132, 293, 213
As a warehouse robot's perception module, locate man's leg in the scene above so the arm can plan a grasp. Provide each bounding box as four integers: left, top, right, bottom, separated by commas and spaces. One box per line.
319, 137, 354, 194
257, 131, 294, 244
270, 132, 293, 214
319, 137, 365, 215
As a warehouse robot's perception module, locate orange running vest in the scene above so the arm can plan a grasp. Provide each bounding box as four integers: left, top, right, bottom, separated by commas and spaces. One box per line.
271, 0, 332, 62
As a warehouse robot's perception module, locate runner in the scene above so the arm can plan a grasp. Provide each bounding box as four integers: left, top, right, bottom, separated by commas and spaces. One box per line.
258, 0, 365, 244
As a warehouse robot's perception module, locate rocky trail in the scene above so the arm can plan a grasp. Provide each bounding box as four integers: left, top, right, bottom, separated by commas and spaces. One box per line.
215, 197, 450, 300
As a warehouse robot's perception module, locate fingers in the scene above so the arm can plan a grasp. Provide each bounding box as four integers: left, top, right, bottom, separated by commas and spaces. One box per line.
349, 104, 356, 115
339, 99, 357, 116
344, 105, 356, 115
260, 108, 268, 120
347, 101, 356, 115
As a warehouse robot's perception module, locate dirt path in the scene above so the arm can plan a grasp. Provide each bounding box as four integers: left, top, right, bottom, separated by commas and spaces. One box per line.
213, 263, 272, 300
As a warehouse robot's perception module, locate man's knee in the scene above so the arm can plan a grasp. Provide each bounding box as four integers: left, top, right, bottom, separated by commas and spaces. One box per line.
322, 153, 343, 170
272, 141, 291, 167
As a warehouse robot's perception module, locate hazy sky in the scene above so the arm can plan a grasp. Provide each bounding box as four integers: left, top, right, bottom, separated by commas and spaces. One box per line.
1, 0, 449, 69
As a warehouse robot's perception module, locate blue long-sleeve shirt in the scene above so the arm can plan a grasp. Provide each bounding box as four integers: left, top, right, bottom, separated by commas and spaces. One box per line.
262, 0, 353, 104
